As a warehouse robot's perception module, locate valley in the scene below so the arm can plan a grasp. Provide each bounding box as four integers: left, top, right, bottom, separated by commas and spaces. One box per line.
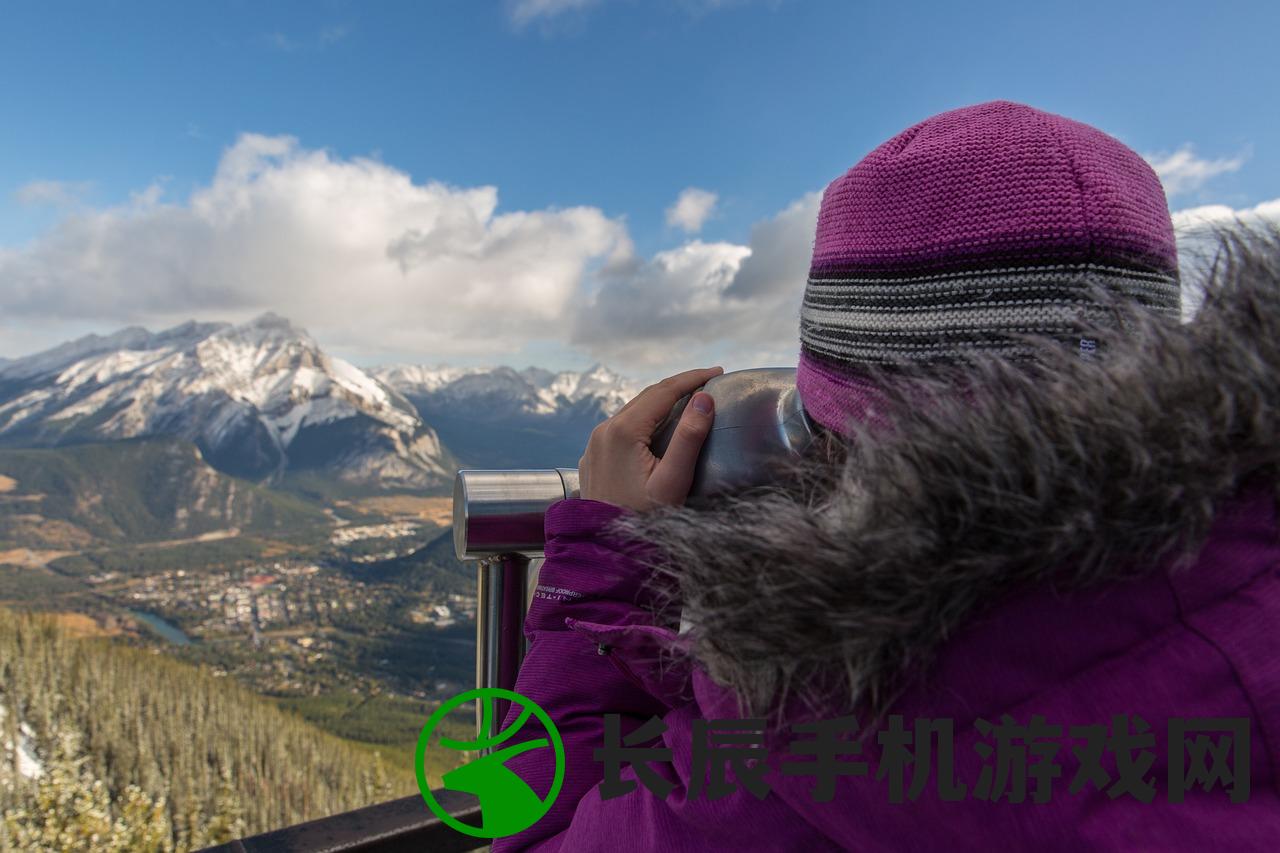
1, 469, 479, 740
0, 316, 633, 845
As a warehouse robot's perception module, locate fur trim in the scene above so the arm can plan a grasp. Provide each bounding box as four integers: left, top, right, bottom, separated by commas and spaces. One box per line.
613, 226, 1280, 716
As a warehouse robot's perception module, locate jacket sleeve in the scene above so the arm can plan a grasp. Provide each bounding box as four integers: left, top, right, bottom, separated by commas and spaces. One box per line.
490, 498, 675, 853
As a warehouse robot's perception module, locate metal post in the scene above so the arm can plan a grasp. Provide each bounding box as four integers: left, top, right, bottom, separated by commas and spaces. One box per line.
475, 552, 530, 742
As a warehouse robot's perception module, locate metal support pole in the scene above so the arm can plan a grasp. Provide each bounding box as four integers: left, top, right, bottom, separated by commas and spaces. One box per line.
475, 552, 530, 743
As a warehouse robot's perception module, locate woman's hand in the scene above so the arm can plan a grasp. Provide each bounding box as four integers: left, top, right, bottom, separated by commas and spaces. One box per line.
578, 366, 723, 512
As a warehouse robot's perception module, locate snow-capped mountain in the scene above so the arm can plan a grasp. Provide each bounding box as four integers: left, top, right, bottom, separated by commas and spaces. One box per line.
0, 314, 454, 489
374, 362, 639, 470
0, 316, 641, 486
375, 363, 637, 418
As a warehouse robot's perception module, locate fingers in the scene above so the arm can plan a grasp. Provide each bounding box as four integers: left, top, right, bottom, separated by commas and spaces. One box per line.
613, 366, 724, 438
646, 391, 715, 506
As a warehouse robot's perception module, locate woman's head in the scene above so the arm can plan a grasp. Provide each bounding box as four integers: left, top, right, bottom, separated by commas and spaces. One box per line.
796, 100, 1180, 437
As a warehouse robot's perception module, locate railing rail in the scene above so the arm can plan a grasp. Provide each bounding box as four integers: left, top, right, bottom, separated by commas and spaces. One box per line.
201, 789, 484, 853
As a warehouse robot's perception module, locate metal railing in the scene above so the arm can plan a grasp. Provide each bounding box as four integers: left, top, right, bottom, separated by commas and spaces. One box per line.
200, 789, 483, 853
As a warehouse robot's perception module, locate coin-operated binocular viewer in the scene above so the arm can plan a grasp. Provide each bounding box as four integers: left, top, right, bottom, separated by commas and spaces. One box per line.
452, 368, 816, 739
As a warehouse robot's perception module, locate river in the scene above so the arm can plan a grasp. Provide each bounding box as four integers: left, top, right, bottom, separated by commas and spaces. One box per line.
128, 609, 193, 645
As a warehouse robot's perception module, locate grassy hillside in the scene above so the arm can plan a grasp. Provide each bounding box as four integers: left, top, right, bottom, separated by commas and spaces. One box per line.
0, 610, 465, 851
0, 437, 326, 545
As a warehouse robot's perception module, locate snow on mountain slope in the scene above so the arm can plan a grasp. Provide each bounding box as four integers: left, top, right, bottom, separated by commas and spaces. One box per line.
374, 362, 638, 419
0, 704, 42, 781
372, 362, 639, 469
0, 316, 638, 484
544, 364, 637, 414
0, 315, 449, 488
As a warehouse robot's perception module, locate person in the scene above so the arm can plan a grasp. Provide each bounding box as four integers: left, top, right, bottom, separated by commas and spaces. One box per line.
491, 101, 1280, 850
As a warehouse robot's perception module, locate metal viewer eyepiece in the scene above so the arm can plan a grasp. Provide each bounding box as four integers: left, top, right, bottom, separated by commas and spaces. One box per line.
649, 367, 815, 504
453, 468, 580, 560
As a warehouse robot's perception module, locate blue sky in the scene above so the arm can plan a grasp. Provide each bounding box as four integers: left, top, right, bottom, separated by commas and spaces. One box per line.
2, 0, 1277, 377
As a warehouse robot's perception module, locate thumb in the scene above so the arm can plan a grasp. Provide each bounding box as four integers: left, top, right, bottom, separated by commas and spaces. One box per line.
646, 392, 714, 506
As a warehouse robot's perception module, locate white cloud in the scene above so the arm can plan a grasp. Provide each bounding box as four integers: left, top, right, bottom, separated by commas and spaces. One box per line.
573, 240, 752, 365
725, 191, 819, 299
1171, 197, 1280, 320
1144, 145, 1246, 198
680, 0, 786, 14
13, 180, 92, 208
0, 134, 823, 378
665, 188, 719, 234
0, 134, 630, 360
1170, 198, 1280, 233
575, 191, 820, 371
319, 25, 350, 46
508, 0, 602, 28
508, 0, 776, 30
264, 25, 351, 52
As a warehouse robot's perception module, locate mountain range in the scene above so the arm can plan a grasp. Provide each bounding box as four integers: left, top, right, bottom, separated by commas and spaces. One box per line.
0, 314, 638, 492
376, 362, 635, 470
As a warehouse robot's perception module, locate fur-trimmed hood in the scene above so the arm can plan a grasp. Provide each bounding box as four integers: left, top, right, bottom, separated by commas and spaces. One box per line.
613, 228, 1280, 717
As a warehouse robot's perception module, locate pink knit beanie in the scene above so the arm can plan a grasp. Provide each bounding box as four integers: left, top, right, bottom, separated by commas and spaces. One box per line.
797, 101, 1180, 436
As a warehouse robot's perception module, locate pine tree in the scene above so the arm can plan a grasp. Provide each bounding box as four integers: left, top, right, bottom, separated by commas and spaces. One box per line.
204, 765, 246, 845
0, 609, 420, 850
113, 785, 174, 853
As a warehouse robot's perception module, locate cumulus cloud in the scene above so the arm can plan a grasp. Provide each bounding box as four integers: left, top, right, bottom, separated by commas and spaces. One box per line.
1144, 145, 1247, 198
665, 188, 719, 234
0, 133, 825, 377
507, 0, 602, 28
575, 191, 819, 370
573, 241, 751, 364
725, 191, 819, 299
1171, 198, 1280, 233
0, 134, 631, 359
1171, 197, 1280, 319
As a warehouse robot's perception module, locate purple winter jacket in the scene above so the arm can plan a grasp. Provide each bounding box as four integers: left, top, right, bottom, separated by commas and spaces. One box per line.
491, 242, 1280, 851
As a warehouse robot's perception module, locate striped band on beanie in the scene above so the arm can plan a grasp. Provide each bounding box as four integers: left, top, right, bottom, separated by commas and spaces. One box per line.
796, 101, 1181, 436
